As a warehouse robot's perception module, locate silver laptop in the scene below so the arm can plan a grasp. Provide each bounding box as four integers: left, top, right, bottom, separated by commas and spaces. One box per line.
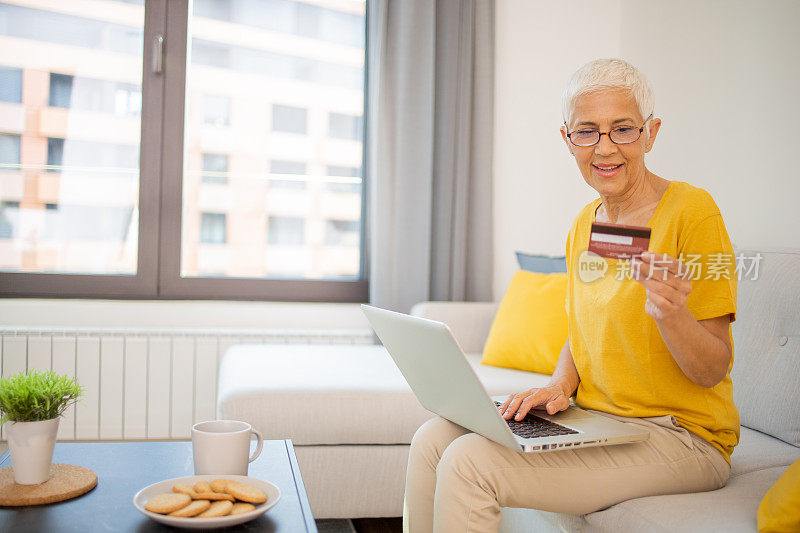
362, 305, 649, 453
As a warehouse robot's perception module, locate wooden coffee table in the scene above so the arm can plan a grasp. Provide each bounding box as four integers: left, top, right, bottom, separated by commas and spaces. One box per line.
0, 440, 317, 532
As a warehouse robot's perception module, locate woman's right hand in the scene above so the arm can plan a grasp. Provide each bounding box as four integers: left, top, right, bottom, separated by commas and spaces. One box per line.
498, 384, 571, 421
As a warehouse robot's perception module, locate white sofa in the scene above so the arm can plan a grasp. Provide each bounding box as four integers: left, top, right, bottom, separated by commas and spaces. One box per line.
218, 248, 800, 531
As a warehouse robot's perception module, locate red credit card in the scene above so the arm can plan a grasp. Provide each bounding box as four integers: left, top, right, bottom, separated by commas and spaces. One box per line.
588, 222, 651, 259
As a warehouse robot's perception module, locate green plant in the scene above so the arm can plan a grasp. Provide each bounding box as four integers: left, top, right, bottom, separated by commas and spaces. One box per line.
0, 370, 83, 425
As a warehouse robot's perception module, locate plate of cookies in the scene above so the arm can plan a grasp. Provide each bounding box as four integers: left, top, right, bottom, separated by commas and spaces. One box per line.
133, 475, 281, 529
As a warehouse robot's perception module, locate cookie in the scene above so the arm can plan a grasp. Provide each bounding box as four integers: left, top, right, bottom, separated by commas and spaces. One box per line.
172, 483, 198, 497
194, 481, 213, 493
230, 502, 256, 515
145, 493, 191, 514
196, 499, 234, 518
193, 492, 235, 501
210, 479, 231, 493
223, 481, 267, 504
168, 499, 211, 517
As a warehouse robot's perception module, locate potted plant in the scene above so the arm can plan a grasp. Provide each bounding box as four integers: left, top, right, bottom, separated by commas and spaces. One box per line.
0, 370, 82, 485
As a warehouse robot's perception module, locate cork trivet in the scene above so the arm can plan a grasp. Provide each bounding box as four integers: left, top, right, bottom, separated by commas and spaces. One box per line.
0, 464, 97, 506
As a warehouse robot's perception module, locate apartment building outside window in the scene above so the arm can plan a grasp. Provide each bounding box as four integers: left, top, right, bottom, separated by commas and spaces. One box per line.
0, 0, 368, 302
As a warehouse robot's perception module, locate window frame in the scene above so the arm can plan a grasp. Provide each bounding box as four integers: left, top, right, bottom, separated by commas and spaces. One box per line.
0, 0, 163, 299
0, 0, 369, 303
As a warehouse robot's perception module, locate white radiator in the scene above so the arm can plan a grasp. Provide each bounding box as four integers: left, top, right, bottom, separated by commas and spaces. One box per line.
0, 328, 375, 442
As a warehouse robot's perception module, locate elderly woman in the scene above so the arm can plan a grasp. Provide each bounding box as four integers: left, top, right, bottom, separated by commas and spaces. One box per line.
403, 58, 738, 532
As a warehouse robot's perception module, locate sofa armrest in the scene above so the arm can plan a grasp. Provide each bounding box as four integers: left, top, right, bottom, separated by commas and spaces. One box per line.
410, 301, 499, 354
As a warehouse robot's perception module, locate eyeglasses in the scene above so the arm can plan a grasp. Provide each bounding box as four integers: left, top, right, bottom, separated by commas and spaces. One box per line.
565, 113, 653, 147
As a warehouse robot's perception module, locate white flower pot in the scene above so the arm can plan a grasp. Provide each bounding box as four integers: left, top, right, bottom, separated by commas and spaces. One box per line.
6, 417, 60, 485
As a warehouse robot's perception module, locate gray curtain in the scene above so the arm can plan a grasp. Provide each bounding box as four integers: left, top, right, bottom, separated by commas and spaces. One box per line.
366, 0, 494, 313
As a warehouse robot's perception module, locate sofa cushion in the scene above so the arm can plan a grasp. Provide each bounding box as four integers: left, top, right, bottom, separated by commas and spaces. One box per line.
731, 249, 800, 447
505, 464, 799, 533
482, 271, 567, 374
515, 252, 567, 273
410, 301, 499, 354
580, 466, 789, 533
732, 427, 800, 477
217, 344, 550, 445
501, 428, 800, 532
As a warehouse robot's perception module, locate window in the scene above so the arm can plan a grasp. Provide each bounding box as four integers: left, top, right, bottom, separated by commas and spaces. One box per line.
327, 165, 360, 178
2, 3, 145, 280
325, 219, 359, 246
0, 134, 21, 166
325, 181, 361, 194
203, 94, 230, 126
326, 165, 361, 193
46, 138, 64, 171
328, 112, 363, 140
269, 160, 306, 190
0, 67, 22, 103
48, 74, 142, 115
200, 213, 227, 244
270, 160, 306, 175
47, 138, 138, 172
268, 216, 305, 245
202, 153, 228, 184
41, 205, 134, 243
0, 201, 20, 239
49, 73, 74, 108
1, 0, 367, 301
272, 104, 307, 134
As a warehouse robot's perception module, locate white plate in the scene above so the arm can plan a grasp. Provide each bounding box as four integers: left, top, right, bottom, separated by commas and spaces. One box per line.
133, 474, 281, 529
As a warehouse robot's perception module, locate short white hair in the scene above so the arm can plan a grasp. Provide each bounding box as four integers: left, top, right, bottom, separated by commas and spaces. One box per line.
561, 58, 654, 127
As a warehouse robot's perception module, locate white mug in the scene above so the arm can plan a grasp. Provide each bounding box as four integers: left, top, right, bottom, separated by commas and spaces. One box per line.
192, 420, 263, 476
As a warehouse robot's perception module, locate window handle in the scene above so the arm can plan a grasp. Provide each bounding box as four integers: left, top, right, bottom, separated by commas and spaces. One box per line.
153, 35, 164, 74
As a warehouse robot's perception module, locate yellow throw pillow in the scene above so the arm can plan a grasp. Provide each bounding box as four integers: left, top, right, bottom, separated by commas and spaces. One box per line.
481, 270, 568, 375
758, 459, 800, 532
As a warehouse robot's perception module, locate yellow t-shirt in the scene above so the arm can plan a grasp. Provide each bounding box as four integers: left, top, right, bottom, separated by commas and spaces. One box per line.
565, 181, 740, 465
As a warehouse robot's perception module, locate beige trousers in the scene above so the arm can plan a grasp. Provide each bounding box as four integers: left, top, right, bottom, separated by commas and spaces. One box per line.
404, 412, 730, 533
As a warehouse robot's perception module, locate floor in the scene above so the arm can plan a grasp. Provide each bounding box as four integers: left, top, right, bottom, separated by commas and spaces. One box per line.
316, 518, 403, 533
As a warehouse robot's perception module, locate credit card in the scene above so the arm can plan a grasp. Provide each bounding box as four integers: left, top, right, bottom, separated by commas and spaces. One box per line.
588, 222, 651, 259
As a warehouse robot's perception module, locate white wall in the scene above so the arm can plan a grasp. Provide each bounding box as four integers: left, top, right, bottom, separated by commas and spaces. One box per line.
493, 0, 800, 299
0, 299, 370, 329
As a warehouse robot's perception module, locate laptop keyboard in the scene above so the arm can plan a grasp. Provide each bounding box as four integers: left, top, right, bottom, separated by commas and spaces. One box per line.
494, 401, 579, 439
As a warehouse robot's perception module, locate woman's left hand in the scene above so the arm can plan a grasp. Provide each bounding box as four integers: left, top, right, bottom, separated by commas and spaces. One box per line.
631, 251, 692, 322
